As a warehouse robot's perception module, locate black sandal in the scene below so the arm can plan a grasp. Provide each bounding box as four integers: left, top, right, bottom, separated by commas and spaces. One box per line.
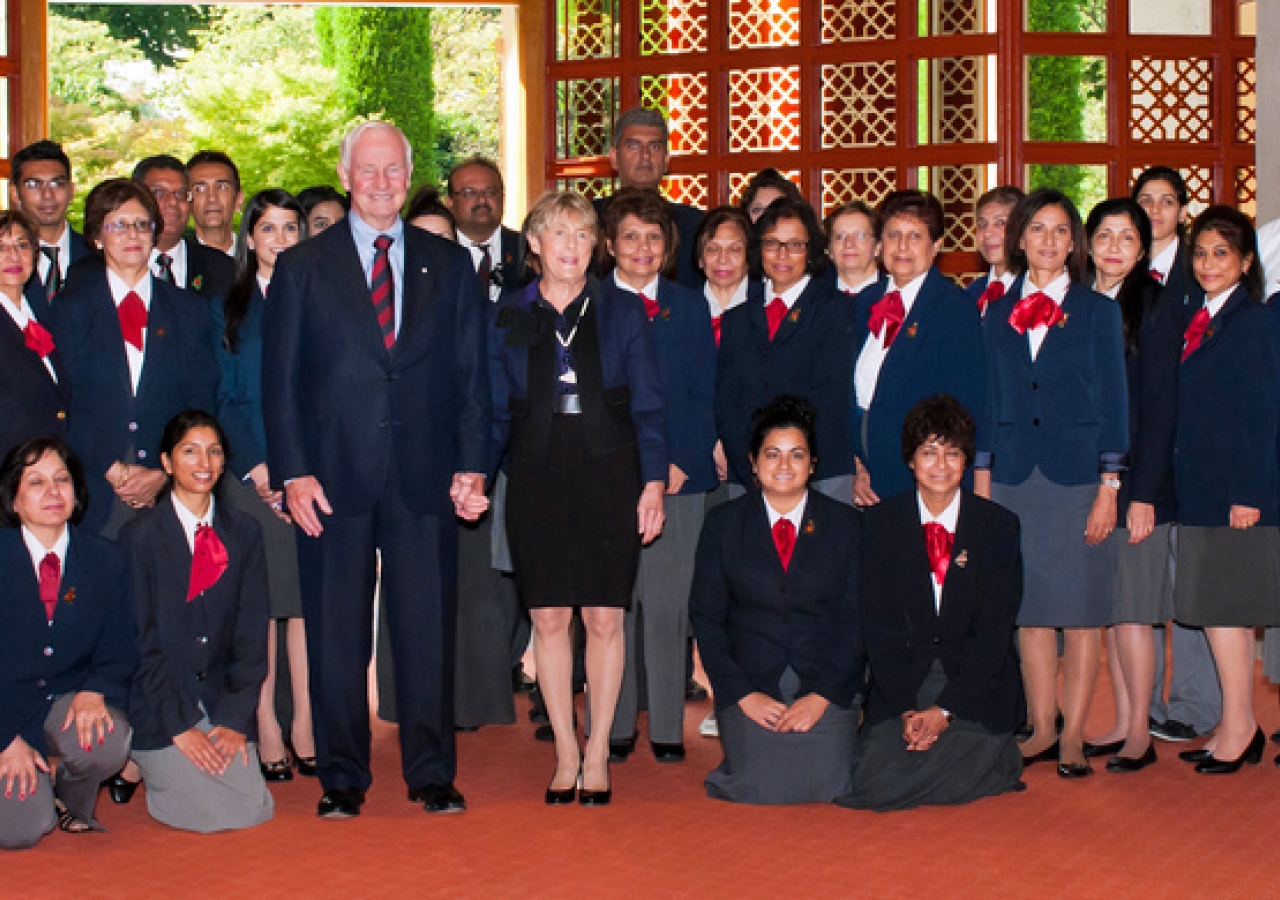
55, 799, 94, 834
260, 757, 294, 782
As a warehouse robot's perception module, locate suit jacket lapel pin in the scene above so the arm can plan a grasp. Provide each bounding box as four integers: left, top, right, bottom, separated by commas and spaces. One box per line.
154, 327, 165, 337
1056, 313, 1069, 328
421, 266, 429, 274
907, 322, 919, 338
788, 309, 800, 323
1204, 327, 1214, 340
63, 586, 76, 605
954, 550, 968, 568
661, 308, 671, 320
803, 519, 816, 535
191, 275, 204, 292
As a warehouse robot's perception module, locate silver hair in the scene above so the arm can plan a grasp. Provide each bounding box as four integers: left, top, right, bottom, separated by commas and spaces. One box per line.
612, 108, 669, 148
339, 121, 414, 171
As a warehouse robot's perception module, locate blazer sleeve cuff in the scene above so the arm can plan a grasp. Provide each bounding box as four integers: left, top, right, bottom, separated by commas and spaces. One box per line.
973, 450, 993, 470
1098, 452, 1128, 474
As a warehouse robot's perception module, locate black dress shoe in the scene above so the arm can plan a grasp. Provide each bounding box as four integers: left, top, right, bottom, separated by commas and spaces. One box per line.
295, 756, 318, 778
609, 736, 637, 763
103, 773, 140, 805
545, 769, 579, 806
1150, 718, 1199, 742
1271, 726, 1280, 746
411, 782, 466, 813
1019, 740, 1059, 766
1195, 728, 1266, 775
513, 666, 536, 694
1106, 744, 1158, 773
1057, 761, 1094, 779
260, 757, 294, 782
1082, 739, 1125, 758
1178, 746, 1214, 763
579, 766, 611, 806
685, 677, 710, 702
318, 788, 365, 819
455, 725, 479, 733
651, 742, 686, 763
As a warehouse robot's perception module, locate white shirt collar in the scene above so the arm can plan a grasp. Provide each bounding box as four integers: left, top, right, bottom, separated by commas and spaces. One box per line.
1021, 270, 1071, 305
765, 274, 811, 309
106, 267, 152, 308
22, 524, 70, 577
459, 227, 502, 252
1149, 239, 1178, 284
705, 279, 748, 318
763, 492, 808, 530
613, 270, 661, 300
1095, 279, 1122, 300
171, 493, 216, 553
38, 224, 73, 280
988, 267, 1016, 289
0, 290, 39, 331
885, 269, 929, 314
1204, 285, 1236, 318
838, 271, 880, 295
197, 234, 237, 257
150, 239, 188, 284
917, 490, 961, 533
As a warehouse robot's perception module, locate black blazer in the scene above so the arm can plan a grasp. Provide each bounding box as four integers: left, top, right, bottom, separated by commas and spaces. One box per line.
183, 237, 237, 301
495, 225, 533, 293
690, 490, 863, 710
0, 298, 69, 457
860, 490, 1023, 734
121, 498, 269, 751
0, 527, 137, 756
25, 227, 89, 307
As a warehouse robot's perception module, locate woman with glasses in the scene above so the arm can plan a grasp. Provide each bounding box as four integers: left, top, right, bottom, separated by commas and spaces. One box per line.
824, 201, 883, 298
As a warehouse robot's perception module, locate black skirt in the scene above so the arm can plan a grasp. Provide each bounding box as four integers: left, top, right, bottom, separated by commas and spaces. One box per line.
506, 413, 640, 608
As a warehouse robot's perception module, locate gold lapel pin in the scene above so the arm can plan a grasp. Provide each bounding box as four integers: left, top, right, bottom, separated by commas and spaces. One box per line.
954, 550, 968, 568
907, 323, 919, 338
803, 520, 815, 535
63, 587, 77, 605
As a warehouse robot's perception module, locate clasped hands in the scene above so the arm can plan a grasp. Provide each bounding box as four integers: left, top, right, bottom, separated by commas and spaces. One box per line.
900, 706, 949, 752
173, 725, 249, 776
738, 691, 830, 733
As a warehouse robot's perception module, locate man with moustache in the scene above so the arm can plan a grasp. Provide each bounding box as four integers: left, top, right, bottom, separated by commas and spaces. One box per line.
9, 141, 88, 305
187, 151, 244, 257
445, 157, 530, 302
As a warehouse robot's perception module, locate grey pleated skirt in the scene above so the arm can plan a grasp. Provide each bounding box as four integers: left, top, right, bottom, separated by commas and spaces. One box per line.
992, 468, 1115, 628
1110, 523, 1175, 625
1174, 525, 1280, 627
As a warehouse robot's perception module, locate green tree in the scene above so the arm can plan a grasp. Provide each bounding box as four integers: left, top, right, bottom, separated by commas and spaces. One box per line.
432, 9, 502, 178
56, 4, 219, 68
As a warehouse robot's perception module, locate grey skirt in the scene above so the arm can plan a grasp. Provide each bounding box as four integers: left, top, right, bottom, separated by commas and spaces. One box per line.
1174, 525, 1280, 627
221, 475, 303, 619
992, 468, 1115, 628
1110, 523, 1175, 625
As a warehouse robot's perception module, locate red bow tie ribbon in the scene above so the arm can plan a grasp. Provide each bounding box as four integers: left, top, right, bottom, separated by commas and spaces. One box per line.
977, 280, 1005, 315
868, 290, 905, 347
924, 522, 954, 587
1181, 307, 1211, 362
187, 523, 229, 601
117, 290, 148, 351
772, 518, 796, 571
1008, 291, 1064, 334
24, 320, 56, 358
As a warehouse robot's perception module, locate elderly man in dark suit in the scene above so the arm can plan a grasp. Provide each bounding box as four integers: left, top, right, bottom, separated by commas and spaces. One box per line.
9, 141, 88, 306
263, 121, 491, 819
131, 155, 236, 301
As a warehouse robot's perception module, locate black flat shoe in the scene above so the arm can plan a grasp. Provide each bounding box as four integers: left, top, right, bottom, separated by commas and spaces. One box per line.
260, 758, 294, 782
651, 742, 686, 763
1057, 761, 1094, 779
1106, 744, 1158, 773
1083, 739, 1125, 758
1195, 728, 1265, 775
609, 736, 637, 763
1271, 727, 1280, 746
103, 774, 140, 805
685, 678, 710, 702
545, 769, 580, 806
1178, 747, 1214, 763
411, 782, 466, 814
317, 788, 365, 819
1019, 740, 1059, 766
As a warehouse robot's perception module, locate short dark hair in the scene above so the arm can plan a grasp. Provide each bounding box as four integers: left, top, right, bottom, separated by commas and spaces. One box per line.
1131, 166, 1189, 207
0, 437, 90, 527
750, 198, 827, 280
0, 210, 39, 248
186, 150, 241, 192
1188, 205, 1264, 302
878, 189, 945, 243
738, 168, 804, 215
901, 395, 976, 467
296, 186, 349, 217
693, 205, 752, 274
749, 395, 818, 465
1004, 188, 1089, 283
131, 155, 189, 187
159, 409, 229, 461
404, 187, 456, 231
613, 107, 668, 146
12, 140, 72, 183
82, 178, 162, 255
976, 185, 1024, 216
446, 157, 504, 195
603, 187, 678, 278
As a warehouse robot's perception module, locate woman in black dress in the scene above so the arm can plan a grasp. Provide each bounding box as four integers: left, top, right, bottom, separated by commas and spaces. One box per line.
489, 191, 667, 805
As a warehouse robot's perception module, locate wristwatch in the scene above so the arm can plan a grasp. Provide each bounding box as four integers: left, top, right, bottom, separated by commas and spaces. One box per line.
1102, 476, 1121, 490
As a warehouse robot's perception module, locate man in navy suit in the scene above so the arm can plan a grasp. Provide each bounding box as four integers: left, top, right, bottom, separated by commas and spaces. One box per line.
445, 157, 530, 302
9, 141, 88, 306
263, 122, 491, 819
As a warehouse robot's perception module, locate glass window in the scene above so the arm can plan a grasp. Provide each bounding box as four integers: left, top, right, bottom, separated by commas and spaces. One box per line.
1026, 0, 1105, 33
1025, 163, 1108, 214
918, 56, 991, 145
1129, 0, 1212, 35
1237, 0, 1256, 36
1025, 56, 1107, 143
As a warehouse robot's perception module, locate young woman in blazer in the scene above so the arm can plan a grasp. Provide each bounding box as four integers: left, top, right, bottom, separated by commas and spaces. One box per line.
122, 410, 273, 831
0, 438, 136, 849
979, 189, 1128, 778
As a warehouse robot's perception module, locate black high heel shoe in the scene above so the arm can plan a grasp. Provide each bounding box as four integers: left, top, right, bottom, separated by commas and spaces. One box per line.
260, 757, 294, 782
545, 768, 580, 806
1195, 728, 1265, 775
284, 736, 318, 778
103, 773, 140, 804
578, 763, 611, 806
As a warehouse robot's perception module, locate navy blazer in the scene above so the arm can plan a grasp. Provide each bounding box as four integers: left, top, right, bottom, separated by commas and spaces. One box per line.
121, 498, 269, 751
24, 227, 89, 307
263, 218, 491, 516
860, 490, 1023, 734
489, 277, 667, 484
0, 527, 137, 756
594, 196, 705, 291
212, 284, 267, 478
184, 237, 237, 302
690, 490, 864, 710
50, 260, 220, 533
0, 299, 69, 457
616, 278, 718, 494
1174, 286, 1280, 526
852, 268, 987, 500
981, 278, 1129, 485
965, 274, 989, 301
716, 275, 853, 485
495, 225, 533, 293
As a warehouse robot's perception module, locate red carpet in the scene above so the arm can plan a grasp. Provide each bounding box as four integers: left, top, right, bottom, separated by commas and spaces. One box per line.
9, 669, 1280, 899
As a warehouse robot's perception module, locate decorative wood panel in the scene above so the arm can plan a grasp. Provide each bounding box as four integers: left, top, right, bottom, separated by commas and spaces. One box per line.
820, 168, 897, 216
821, 0, 895, 42
728, 0, 801, 49
728, 66, 801, 152
639, 0, 708, 56
640, 72, 709, 155
1129, 57, 1214, 144
822, 61, 897, 149
1236, 57, 1256, 144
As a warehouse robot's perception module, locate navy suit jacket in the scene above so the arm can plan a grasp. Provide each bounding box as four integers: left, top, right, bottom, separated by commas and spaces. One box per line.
50, 261, 220, 532
690, 490, 864, 710
981, 278, 1129, 485
594, 196, 705, 290
965, 274, 989, 301
489, 277, 667, 484
860, 490, 1023, 734
212, 285, 268, 478
263, 218, 491, 516
184, 237, 236, 302
617, 277, 718, 494
716, 274, 853, 485
1175, 286, 1280, 526
24, 227, 88, 307
852, 268, 986, 499
0, 527, 137, 756
0, 299, 69, 457
121, 498, 268, 751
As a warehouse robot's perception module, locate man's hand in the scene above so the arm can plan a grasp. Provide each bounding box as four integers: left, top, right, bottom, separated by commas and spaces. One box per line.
451, 473, 489, 521
285, 476, 332, 537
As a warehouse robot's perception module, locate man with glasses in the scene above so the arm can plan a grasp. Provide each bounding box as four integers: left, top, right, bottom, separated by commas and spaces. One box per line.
8, 140, 88, 306
131, 155, 235, 301
187, 150, 244, 257
444, 157, 530, 303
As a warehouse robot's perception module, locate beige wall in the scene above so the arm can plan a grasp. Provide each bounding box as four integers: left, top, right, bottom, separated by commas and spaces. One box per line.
1257, 0, 1278, 222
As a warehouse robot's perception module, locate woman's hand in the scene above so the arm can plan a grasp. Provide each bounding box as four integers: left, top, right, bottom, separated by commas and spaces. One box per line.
62, 690, 113, 752
738, 692, 787, 731
1127, 501, 1156, 544
1085, 483, 1118, 545
666, 464, 688, 496
1230, 505, 1261, 529
451, 473, 490, 521
901, 707, 949, 751
637, 481, 665, 545
174, 727, 229, 776
713, 441, 728, 482
775, 694, 830, 733
852, 459, 880, 507
107, 463, 168, 509
0, 736, 49, 801
247, 465, 291, 523
207, 726, 249, 767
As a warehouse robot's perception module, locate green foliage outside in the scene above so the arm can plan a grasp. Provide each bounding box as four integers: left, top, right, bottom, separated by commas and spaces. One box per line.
57, 4, 218, 67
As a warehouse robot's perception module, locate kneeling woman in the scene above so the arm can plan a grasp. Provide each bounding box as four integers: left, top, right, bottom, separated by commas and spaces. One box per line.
837, 395, 1024, 812
690, 396, 862, 804
121, 410, 273, 832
